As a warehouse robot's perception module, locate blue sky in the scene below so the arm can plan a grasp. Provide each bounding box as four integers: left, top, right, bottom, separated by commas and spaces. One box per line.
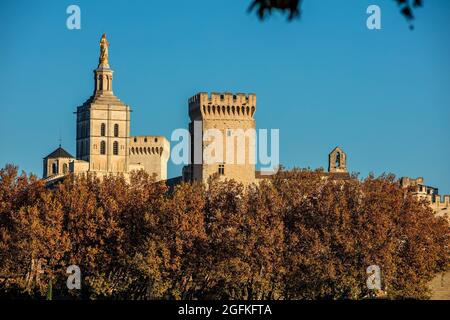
0, 0, 449, 193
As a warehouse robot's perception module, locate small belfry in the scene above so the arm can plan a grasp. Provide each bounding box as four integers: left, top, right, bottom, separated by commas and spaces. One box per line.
328, 146, 347, 173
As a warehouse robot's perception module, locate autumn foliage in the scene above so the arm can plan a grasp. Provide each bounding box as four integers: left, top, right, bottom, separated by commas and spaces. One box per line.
0, 164, 448, 299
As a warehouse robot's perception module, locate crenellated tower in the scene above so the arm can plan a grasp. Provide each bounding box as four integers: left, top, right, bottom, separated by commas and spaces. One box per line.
184, 92, 257, 184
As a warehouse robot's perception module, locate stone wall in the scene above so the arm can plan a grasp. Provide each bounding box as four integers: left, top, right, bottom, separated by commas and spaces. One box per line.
129, 135, 170, 181
429, 271, 450, 300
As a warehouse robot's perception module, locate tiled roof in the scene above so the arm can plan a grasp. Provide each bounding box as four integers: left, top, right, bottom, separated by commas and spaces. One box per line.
44, 146, 74, 159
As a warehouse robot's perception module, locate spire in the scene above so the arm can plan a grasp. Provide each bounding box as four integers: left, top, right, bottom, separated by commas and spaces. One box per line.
94, 34, 113, 94
98, 33, 109, 67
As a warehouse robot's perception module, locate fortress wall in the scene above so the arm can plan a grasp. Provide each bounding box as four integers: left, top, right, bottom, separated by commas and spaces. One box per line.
429, 271, 450, 300
128, 136, 170, 181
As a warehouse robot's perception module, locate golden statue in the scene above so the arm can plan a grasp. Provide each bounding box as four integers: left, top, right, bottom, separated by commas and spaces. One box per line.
99, 34, 109, 66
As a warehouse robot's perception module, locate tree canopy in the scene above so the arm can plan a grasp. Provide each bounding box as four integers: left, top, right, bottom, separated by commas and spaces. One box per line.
0, 164, 448, 299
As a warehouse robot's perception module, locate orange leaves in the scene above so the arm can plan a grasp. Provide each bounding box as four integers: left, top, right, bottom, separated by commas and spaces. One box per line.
0, 165, 448, 299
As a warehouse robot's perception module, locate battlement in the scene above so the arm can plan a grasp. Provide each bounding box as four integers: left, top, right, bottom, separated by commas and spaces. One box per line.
400, 176, 424, 188
188, 92, 256, 120
432, 194, 450, 206
400, 176, 438, 195
129, 136, 169, 157
189, 92, 256, 105
401, 176, 449, 221
130, 135, 167, 145
429, 194, 450, 221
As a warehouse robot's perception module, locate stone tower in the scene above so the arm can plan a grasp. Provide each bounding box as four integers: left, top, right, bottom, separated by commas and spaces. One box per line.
328, 146, 347, 173
184, 92, 257, 184
75, 34, 131, 173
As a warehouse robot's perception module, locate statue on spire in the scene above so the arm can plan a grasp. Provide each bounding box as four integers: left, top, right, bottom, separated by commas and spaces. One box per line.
99, 34, 109, 66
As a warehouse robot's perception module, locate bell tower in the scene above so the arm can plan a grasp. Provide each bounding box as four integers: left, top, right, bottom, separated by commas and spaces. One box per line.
76, 34, 131, 173
328, 146, 347, 173
94, 34, 113, 94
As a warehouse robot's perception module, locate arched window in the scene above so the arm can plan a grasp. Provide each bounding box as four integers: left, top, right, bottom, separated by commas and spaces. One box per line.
335, 152, 341, 167
52, 162, 58, 175
114, 124, 119, 137
63, 163, 68, 174
100, 141, 106, 155
113, 141, 119, 155
101, 123, 106, 136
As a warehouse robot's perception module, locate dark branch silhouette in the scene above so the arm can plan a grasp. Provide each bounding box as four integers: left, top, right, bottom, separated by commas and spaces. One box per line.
248, 0, 423, 27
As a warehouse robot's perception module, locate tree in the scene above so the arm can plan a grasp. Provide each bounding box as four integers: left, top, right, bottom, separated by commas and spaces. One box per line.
248, 0, 423, 27
0, 164, 448, 299
274, 169, 449, 299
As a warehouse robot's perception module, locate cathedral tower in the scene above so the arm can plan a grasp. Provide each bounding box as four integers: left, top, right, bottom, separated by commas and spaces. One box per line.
75, 34, 131, 174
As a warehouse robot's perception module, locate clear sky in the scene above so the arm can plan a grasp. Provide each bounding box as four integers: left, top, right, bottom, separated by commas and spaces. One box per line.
0, 0, 449, 193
